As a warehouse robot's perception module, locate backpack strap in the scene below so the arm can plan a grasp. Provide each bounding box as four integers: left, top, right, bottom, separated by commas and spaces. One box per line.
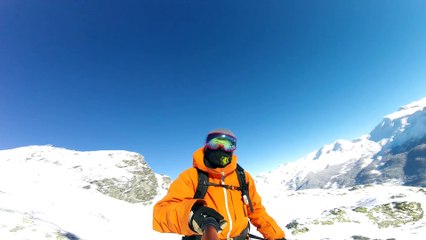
236, 164, 254, 212
193, 165, 254, 212
194, 168, 209, 199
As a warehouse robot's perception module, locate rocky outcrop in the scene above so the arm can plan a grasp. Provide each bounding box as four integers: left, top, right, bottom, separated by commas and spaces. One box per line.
353, 201, 423, 228
284, 186, 425, 238
0, 146, 171, 204
90, 155, 160, 204
356, 140, 426, 187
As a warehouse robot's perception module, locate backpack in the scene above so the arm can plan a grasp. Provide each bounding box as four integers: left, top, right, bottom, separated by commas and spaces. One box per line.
194, 164, 254, 212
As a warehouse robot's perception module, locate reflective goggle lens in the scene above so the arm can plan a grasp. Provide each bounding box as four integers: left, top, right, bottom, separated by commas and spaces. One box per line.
206, 135, 237, 152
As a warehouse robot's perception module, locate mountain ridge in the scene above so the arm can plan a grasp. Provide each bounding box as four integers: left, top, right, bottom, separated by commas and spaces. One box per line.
0, 145, 170, 205
255, 97, 426, 190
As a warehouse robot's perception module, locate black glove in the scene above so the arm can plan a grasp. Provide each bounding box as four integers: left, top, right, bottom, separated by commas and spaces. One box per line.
189, 205, 227, 234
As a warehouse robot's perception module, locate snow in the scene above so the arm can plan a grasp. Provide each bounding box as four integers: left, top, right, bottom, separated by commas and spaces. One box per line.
1, 146, 426, 240
257, 185, 426, 240
255, 97, 426, 192
370, 97, 426, 146
255, 136, 381, 190
385, 97, 426, 120
251, 185, 425, 240
0, 146, 174, 240
1, 98, 426, 239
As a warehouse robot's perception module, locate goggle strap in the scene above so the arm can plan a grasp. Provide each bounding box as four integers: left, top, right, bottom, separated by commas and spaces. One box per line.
206, 133, 237, 145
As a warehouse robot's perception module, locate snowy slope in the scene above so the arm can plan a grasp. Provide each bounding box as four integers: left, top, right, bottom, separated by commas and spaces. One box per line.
1, 167, 425, 240
0, 145, 172, 240
257, 184, 426, 240
0, 145, 168, 204
1, 145, 425, 239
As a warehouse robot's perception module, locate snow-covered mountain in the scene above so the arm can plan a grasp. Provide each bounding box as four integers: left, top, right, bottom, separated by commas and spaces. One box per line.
1, 98, 425, 240
0, 145, 171, 205
0, 145, 173, 240
255, 97, 426, 191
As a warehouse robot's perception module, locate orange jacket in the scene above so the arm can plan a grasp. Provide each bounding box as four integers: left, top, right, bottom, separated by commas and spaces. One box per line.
153, 147, 285, 239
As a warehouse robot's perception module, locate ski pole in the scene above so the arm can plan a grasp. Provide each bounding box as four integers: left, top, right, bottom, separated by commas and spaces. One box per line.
248, 233, 266, 240
201, 217, 219, 240
248, 233, 288, 240
201, 225, 218, 240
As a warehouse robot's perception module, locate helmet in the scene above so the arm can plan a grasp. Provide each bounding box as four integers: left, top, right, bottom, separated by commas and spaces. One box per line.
206, 128, 236, 140
205, 128, 237, 152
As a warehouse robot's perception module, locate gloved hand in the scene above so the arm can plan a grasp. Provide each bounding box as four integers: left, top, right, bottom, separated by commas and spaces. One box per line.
189, 205, 227, 234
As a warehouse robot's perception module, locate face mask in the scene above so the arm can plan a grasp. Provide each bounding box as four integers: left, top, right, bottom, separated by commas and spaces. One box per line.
204, 148, 233, 168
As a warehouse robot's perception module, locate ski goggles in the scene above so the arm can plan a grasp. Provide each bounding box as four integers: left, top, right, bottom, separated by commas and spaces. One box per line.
205, 133, 237, 152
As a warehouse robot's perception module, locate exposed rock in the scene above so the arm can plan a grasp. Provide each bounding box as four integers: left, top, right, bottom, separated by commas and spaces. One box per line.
404, 144, 426, 187
353, 201, 423, 228
91, 155, 160, 204
0, 146, 171, 204
285, 219, 310, 235
357, 141, 426, 187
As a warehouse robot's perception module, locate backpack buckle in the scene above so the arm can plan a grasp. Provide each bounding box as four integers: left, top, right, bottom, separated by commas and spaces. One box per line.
243, 195, 249, 205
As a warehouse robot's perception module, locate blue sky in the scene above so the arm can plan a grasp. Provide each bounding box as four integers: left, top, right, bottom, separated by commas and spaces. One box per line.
1, 0, 425, 179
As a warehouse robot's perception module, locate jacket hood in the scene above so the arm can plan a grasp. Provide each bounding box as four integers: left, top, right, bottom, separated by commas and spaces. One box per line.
193, 147, 238, 178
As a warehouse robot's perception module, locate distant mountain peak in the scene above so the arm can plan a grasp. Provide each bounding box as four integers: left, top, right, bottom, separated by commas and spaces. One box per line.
386, 97, 426, 120
370, 98, 426, 147
256, 97, 426, 190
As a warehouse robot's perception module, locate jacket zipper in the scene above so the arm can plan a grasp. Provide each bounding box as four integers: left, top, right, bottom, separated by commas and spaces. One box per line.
222, 172, 232, 239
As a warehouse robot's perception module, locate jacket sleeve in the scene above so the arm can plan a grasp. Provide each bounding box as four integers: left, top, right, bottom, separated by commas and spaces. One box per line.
246, 172, 285, 240
152, 168, 204, 236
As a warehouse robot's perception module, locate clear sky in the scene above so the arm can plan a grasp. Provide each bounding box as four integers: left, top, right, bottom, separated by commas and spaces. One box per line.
1, 0, 425, 179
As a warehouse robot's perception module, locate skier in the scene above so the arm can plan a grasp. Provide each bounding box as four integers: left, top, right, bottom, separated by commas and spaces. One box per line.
153, 128, 286, 240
